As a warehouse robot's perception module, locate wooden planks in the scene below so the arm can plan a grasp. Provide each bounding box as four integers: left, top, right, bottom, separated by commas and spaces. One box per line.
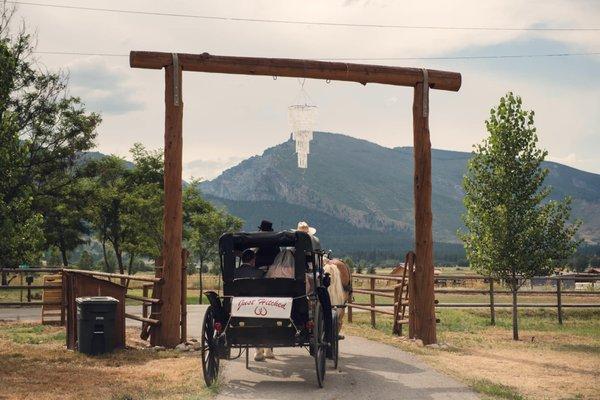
41, 275, 64, 325
63, 272, 126, 350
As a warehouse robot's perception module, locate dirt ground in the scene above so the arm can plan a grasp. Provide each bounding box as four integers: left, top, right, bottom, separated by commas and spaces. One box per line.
345, 312, 600, 400
434, 329, 600, 400
0, 323, 210, 400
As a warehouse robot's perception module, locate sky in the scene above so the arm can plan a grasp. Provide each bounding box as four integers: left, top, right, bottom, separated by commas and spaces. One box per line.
10, 0, 600, 179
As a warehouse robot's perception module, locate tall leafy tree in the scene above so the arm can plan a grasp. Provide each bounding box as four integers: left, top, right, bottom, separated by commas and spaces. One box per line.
38, 178, 92, 266
0, 4, 99, 280
184, 181, 243, 302
460, 93, 580, 340
85, 144, 163, 274
84, 155, 128, 273
121, 144, 163, 273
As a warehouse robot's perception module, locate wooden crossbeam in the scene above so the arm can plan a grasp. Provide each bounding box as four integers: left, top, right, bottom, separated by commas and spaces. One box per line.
129, 49, 461, 347
130, 51, 461, 91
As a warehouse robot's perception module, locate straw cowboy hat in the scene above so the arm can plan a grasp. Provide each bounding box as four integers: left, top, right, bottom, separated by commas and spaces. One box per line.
296, 221, 316, 235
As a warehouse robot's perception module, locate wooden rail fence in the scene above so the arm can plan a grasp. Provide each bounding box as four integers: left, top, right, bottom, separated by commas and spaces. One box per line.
347, 271, 600, 335
0, 268, 64, 311
0, 268, 165, 332
3, 267, 599, 339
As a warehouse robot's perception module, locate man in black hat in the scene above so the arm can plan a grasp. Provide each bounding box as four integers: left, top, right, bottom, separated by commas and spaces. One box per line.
255, 220, 280, 267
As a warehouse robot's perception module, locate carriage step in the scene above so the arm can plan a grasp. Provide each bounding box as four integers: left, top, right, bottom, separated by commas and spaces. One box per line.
337, 334, 345, 340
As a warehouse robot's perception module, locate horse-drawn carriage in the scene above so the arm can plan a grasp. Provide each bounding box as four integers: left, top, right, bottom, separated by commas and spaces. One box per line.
201, 230, 341, 387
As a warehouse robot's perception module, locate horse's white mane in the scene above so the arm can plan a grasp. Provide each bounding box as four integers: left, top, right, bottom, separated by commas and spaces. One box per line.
324, 263, 345, 307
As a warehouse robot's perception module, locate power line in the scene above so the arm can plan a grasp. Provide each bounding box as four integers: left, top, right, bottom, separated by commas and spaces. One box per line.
32, 50, 600, 61
34, 51, 127, 57
12, 1, 600, 32
323, 52, 600, 61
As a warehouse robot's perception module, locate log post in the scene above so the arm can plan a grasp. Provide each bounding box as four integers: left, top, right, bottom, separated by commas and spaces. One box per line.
392, 284, 401, 335
347, 302, 353, 323
153, 60, 183, 347
489, 278, 496, 326
370, 276, 376, 328
181, 248, 189, 343
412, 77, 437, 345
142, 284, 149, 319
408, 255, 417, 338
557, 278, 563, 325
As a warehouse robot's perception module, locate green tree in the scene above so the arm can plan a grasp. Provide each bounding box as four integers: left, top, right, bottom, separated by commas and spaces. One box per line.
85, 145, 163, 275
342, 257, 356, 272
0, 4, 99, 279
46, 247, 62, 268
78, 250, 94, 270
121, 144, 163, 273
459, 93, 580, 340
84, 155, 128, 273
95, 250, 117, 273
184, 181, 243, 303
38, 179, 92, 266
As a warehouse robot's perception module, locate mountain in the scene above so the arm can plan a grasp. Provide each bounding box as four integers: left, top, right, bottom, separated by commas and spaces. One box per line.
201, 132, 600, 259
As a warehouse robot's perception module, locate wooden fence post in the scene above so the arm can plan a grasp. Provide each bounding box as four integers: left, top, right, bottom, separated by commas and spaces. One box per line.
347, 304, 353, 323
393, 284, 401, 335
370, 277, 376, 328
408, 260, 417, 339
557, 278, 563, 325
27, 278, 32, 303
198, 265, 204, 304
489, 279, 496, 326
143, 285, 149, 319
181, 248, 189, 343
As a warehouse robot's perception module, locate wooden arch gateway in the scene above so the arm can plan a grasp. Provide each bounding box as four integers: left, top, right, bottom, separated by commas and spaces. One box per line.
130, 51, 461, 347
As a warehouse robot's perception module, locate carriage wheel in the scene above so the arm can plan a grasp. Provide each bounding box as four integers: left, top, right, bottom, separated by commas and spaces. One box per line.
331, 310, 339, 369
201, 306, 220, 387
313, 301, 326, 388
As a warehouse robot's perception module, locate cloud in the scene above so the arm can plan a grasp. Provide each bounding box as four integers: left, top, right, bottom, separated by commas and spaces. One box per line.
66, 56, 143, 115
16, 0, 600, 174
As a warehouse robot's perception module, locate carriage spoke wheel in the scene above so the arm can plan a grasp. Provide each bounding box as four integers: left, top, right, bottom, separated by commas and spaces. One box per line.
331, 310, 339, 369
313, 302, 326, 388
201, 306, 220, 387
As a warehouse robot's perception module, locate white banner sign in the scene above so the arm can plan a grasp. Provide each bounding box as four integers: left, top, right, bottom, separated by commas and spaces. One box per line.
231, 297, 293, 319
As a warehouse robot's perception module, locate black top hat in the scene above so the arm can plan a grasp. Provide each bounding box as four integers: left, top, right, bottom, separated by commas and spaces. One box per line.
258, 220, 273, 231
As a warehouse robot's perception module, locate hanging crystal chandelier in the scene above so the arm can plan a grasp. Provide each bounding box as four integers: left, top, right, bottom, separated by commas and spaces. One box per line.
288, 104, 317, 169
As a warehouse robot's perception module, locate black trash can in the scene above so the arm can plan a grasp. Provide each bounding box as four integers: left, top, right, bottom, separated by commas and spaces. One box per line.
76, 296, 119, 355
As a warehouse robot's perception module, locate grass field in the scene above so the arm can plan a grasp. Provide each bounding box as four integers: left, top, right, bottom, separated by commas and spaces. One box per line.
0, 322, 212, 400
345, 308, 600, 400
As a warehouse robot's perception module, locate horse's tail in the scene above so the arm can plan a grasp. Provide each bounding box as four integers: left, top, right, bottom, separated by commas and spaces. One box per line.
324, 263, 345, 307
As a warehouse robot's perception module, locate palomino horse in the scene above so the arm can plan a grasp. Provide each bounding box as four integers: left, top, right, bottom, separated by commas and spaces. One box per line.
323, 258, 352, 331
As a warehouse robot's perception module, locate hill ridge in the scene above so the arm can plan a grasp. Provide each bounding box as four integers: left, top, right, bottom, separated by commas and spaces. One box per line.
201, 131, 600, 250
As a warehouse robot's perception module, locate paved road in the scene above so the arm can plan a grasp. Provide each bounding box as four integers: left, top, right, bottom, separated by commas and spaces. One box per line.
216, 335, 478, 400
1, 306, 478, 399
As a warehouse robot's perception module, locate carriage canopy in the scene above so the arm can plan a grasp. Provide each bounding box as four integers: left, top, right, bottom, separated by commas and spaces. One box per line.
218, 230, 321, 284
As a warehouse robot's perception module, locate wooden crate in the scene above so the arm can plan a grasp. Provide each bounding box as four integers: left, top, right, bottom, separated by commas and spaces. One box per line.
42, 275, 64, 325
